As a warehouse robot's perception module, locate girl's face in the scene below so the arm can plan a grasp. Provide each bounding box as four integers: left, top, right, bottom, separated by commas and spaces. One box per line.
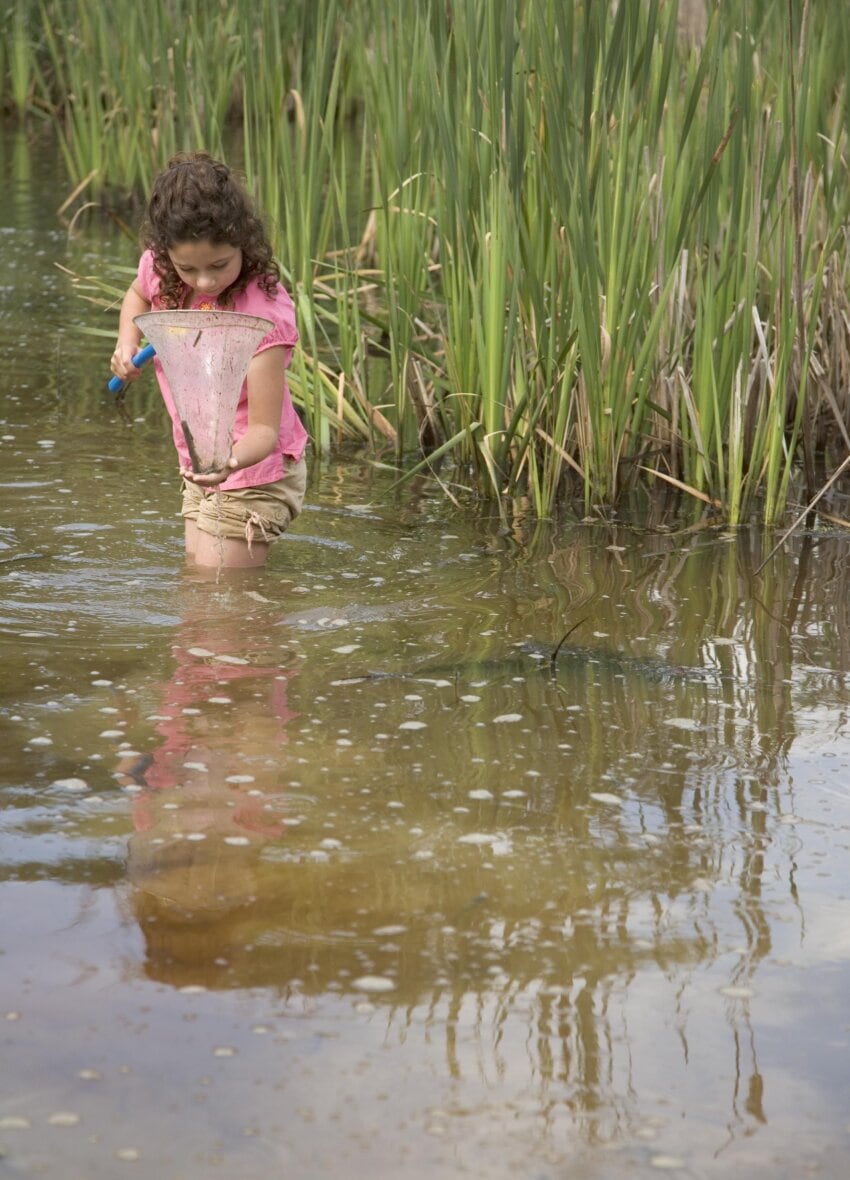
167, 239, 243, 301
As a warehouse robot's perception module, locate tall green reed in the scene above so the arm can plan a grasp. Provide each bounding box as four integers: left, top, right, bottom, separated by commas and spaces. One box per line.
10, 0, 850, 523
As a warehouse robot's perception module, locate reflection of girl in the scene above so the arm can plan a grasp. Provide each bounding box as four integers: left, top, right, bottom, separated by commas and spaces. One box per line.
128, 637, 296, 838
119, 624, 297, 988
110, 152, 308, 569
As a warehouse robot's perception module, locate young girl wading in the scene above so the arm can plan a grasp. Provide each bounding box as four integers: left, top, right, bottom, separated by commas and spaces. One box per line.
110, 152, 308, 570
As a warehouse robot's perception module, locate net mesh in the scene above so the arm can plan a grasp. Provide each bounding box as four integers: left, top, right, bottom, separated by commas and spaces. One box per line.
134, 310, 273, 473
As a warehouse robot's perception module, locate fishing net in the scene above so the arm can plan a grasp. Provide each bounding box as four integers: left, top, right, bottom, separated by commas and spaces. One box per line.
134, 310, 273, 473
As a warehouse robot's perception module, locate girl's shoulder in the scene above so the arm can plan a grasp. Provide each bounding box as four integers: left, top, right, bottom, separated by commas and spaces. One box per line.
136, 248, 160, 298
234, 276, 298, 348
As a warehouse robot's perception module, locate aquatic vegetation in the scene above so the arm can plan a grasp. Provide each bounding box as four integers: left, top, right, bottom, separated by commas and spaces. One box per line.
7, 0, 850, 522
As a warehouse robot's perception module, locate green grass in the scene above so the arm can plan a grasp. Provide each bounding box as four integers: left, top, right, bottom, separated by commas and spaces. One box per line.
7, 0, 850, 523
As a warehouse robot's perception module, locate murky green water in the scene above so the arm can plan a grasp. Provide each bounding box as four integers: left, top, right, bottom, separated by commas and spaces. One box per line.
2, 127, 850, 1179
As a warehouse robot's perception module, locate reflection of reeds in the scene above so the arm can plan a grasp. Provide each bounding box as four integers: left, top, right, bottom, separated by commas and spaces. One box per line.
21, 0, 850, 520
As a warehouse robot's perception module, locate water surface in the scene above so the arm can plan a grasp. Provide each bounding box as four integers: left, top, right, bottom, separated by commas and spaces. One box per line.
2, 126, 850, 1179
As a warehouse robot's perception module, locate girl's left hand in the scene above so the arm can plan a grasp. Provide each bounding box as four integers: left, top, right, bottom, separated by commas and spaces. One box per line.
180, 456, 238, 487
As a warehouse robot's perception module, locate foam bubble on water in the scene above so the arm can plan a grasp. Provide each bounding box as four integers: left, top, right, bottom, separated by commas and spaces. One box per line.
183, 761, 208, 772
492, 713, 523, 724
664, 717, 702, 731
590, 792, 623, 805
47, 1111, 81, 1126
28, 735, 53, 746
52, 778, 89, 792
212, 1046, 237, 1057
99, 730, 124, 739
468, 789, 494, 800
651, 1157, 686, 1171
720, 985, 754, 999
208, 696, 233, 705
0, 1115, 31, 1129
223, 836, 251, 846
399, 720, 427, 730
460, 694, 481, 703
458, 832, 498, 845
352, 975, 396, 993
332, 644, 360, 655
115, 1148, 141, 1161
225, 774, 255, 784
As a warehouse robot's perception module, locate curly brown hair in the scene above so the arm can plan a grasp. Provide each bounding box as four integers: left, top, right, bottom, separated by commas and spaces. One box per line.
140, 152, 281, 308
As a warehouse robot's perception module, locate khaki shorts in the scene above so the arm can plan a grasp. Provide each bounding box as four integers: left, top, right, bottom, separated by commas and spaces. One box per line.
181, 458, 307, 546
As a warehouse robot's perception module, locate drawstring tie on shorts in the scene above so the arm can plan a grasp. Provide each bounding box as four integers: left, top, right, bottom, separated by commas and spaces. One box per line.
244, 510, 271, 552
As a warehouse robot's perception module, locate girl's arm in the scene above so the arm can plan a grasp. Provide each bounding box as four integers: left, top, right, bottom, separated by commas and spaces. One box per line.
182, 345, 287, 486
111, 282, 152, 384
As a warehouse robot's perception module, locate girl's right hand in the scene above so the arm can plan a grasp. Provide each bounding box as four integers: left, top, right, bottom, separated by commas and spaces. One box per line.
110, 342, 145, 384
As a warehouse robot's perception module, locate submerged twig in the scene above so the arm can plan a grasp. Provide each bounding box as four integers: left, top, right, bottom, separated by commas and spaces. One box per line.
755, 449, 850, 574
549, 618, 588, 675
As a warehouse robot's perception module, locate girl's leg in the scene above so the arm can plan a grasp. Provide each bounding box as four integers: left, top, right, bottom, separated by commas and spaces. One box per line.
191, 529, 270, 569
184, 517, 200, 561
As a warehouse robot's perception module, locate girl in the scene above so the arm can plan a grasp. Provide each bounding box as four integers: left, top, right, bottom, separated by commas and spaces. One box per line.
110, 152, 308, 569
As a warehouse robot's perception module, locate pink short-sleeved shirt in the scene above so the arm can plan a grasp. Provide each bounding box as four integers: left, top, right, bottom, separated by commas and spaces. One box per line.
136, 249, 308, 490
